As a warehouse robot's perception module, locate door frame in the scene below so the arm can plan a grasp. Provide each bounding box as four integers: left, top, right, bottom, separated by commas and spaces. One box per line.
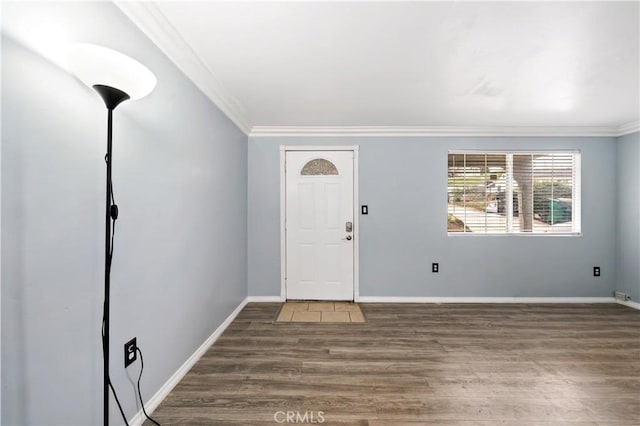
280, 145, 360, 302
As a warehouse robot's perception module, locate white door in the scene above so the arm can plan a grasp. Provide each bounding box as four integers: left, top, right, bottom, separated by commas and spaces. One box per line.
285, 151, 354, 300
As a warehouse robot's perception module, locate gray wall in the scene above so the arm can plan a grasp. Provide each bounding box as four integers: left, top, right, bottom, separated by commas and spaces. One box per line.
1, 2, 247, 425
616, 132, 640, 302
249, 136, 617, 298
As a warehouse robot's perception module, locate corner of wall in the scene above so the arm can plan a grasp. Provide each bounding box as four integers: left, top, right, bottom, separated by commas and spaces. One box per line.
615, 132, 640, 303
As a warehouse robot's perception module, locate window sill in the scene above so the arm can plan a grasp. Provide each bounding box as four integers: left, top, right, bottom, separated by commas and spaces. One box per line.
447, 232, 583, 237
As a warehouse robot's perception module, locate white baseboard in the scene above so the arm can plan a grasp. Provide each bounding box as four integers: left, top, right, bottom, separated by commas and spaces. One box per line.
247, 296, 284, 302
616, 299, 640, 310
357, 296, 616, 304
247, 296, 617, 304
129, 297, 250, 426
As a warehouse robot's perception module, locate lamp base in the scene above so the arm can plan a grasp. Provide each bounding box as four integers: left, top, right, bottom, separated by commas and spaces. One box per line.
93, 85, 130, 110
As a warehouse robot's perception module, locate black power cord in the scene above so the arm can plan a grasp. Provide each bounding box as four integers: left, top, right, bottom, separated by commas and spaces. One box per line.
108, 378, 130, 426
136, 347, 161, 426
102, 191, 131, 426
102, 156, 161, 426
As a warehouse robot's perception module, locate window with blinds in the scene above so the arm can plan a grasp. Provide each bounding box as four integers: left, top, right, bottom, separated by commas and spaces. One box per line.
447, 151, 581, 235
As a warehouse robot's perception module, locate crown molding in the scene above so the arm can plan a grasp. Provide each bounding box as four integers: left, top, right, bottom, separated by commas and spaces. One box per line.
115, 1, 252, 135
250, 125, 631, 138
116, 1, 638, 140
616, 121, 640, 136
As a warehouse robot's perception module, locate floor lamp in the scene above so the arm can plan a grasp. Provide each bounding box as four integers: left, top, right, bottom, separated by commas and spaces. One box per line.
68, 44, 156, 425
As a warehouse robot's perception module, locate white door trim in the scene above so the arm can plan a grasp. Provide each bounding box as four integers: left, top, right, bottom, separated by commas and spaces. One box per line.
280, 145, 360, 301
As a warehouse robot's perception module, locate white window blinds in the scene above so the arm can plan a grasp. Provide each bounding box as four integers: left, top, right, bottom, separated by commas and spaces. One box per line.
447, 151, 581, 235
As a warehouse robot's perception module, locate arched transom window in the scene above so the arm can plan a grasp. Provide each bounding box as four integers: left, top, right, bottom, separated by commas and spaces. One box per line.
300, 158, 339, 175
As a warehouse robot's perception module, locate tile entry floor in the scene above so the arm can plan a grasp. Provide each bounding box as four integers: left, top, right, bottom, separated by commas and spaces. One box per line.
276, 301, 365, 323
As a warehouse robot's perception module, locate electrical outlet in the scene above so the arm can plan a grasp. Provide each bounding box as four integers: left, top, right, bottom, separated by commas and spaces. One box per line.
615, 291, 630, 301
124, 337, 137, 368
432, 263, 439, 273
593, 266, 600, 277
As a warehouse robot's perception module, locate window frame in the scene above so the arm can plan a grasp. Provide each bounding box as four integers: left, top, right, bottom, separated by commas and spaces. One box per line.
447, 149, 582, 237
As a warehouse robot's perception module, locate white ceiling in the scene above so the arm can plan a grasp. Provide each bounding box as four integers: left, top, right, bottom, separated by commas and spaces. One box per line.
119, 1, 639, 136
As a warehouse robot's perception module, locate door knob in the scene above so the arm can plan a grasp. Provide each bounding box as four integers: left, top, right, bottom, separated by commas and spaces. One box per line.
343, 235, 352, 241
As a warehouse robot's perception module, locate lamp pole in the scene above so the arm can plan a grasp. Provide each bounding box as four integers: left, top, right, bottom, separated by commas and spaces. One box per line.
94, 84, 130, 426
68, 43, 155, 425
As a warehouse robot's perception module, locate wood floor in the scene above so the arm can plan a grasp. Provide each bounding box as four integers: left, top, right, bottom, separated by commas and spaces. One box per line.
146, 303, 640, 425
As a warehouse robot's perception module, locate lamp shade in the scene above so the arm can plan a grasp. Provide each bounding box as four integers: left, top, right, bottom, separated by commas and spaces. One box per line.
68, 44, 156, 100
